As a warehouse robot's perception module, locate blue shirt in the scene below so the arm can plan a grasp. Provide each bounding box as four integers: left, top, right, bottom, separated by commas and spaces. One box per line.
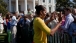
61, 13, 74, 30
7, 21, 11, 30
68, 23, 76, 36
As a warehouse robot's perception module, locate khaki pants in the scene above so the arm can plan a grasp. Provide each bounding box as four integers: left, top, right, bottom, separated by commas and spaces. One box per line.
0, 29, 3, 34
11, 26, 17, 43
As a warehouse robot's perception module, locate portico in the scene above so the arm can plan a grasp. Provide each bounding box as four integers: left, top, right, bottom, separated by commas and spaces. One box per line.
7, 0, 56, 14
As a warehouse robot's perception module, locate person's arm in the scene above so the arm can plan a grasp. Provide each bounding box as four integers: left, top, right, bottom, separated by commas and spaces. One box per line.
36, 18, 62, 36
12, 16, 21, 23
61, 18, 73, 30
50, 22, 62, 36
45, 19, 52, 25
17, 16, 22, 22
45, 14, 55, 25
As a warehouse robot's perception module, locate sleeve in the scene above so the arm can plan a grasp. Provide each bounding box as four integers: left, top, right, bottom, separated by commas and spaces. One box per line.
12, 16, 16, 20
12, 16, 18, 22
61, 18, 73, 30
36, 18, 51, 35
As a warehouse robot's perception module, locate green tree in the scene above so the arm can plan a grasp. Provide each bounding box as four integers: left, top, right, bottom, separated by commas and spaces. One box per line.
0, 0, 8, 16
73, 0, 76, 8
56, 0, 73, 11
73, 0, 76, 3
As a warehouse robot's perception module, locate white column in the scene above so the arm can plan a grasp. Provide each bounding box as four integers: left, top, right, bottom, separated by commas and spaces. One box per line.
9, 0, 11, 12
53, 0, 56, 11
38, 0, 40, 5
38, 0, 42, 5
51, 0, 55, 12
46, 0, 49, 12
16, 0, 19, 14
33, 0, 35, 13
24, 0, 27, 14
51, 6, 55, 13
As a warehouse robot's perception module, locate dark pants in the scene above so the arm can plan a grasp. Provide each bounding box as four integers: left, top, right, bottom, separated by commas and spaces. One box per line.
21, 29, 30, 43
4, 25, 7, 33
16, 25, 22, 43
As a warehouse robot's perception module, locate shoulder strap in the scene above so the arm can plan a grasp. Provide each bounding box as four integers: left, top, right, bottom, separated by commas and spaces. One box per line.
72, 15, 75, 21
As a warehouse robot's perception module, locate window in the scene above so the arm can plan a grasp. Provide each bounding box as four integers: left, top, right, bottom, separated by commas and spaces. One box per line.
43, 0, 45, 2
12, 5, 14, 12
49, 0, 51, 3
19, 5, 21, 12
49, 7, 51, 13
27, 5, 29, 9
54, 0, 56, 3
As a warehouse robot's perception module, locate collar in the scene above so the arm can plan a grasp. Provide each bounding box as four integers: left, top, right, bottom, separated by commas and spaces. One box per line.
66, 13, 72, 17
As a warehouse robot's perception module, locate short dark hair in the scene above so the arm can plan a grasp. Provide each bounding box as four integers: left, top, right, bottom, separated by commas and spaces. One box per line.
35, 5, 46, 15
6, 14, 10, 19
64, 7, 72, 12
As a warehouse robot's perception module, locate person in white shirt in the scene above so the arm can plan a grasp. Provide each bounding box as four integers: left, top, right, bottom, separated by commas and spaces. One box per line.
11, 12, 21, 43
0, 13, 4, 34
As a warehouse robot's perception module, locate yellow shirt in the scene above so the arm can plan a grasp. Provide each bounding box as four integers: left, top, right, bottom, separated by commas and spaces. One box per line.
33, 17, 51, 43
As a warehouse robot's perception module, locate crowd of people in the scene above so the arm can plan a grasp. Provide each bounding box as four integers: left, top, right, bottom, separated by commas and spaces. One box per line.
0, 5, 76, 43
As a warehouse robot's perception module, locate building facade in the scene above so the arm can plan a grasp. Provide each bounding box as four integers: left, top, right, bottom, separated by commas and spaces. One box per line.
4, 0, 56, 14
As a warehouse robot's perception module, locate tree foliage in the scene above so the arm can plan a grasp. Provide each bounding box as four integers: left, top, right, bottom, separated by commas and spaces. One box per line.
56, 0, 73, 11
0, 0, 8, 16
73, 0, 76, 3
73, 0, 76, 8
